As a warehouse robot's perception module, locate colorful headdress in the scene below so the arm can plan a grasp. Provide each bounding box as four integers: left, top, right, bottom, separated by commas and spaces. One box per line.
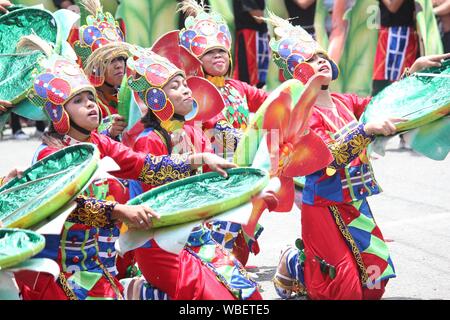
22, 36, 96, 135
126, 46, 185, 122
265, 12, 339, 84
178, 0, 232, 59
71, 0, 125, 67
84, 42, 131, 86
122, 32, 226, 146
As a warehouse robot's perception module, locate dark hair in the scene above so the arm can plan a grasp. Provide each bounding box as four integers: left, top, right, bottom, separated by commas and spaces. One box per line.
141, 111, 173, 154
46, 123, 64, 139
52, 0, 75, 9
41, 123, 66, 150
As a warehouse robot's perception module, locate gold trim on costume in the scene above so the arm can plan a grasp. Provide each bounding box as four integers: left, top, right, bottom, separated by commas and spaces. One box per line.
329, 205, 369, 285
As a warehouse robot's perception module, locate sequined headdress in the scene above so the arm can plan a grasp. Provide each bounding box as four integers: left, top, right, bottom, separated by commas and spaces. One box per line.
21, 36, 96, 135
178, 0, 232, 59
265, 11, 339, 84
126, 46, 185, 122
71, 0, 125, 67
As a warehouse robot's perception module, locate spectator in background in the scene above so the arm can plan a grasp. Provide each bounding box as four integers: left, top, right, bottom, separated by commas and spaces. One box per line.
52, 0, 79, 13
232, 0, 270, 89
372, 0, 419, 95
284, 0, 316, 36
372, 0, 419, 149
433, 0, 450, 52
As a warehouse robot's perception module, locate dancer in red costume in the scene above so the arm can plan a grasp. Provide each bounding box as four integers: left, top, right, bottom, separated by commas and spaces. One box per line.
13, 37, 233, 299
69, 0, 128, 140
177, 0, 269, 266
266, 13, 449, 300
118, 47, 262, 300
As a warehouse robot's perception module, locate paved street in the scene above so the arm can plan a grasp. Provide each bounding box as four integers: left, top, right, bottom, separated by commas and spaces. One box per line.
1, 127, 449, 300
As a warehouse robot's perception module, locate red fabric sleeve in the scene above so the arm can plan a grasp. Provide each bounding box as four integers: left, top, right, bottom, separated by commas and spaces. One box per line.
92, 132, 147, 180
308, 111, 334, 145
37, 146, 60, 161
133, 131, 168, 156
203, 112, 227, 130
344, 93, 372, 120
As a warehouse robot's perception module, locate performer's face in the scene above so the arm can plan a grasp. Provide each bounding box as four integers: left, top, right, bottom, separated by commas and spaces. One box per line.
201, 49, 230, 77
307, 53, 332, 84
104, 56, 126, 87
65, 91, 100, 132
162, 75, 193, 116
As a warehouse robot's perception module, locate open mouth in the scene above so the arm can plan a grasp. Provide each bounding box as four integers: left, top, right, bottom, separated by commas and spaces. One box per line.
88, 110, 98, 118
319, 66, 329, 72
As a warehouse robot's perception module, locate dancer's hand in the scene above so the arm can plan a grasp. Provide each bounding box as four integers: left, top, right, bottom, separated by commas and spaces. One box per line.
364, 118, 406, 136
3, 168, 24, 184
409, 53, 450, 74
108, 114, 127, 138
0, 99, 13, 114
189, 153, 237, 178
0, 0, 12, 14
112, 204, 160, 230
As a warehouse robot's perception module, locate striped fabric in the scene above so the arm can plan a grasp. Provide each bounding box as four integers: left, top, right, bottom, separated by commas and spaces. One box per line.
332, 120, 360, 142
120, 276, 169, 300
341, 163, 381, 201
386, 26, 410, 81
97, 226, 120, 277
256, 31, 270, 85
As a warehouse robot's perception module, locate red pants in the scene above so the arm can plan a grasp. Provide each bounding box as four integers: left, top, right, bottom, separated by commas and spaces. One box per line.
14, 271, 68, 300
301, 204, 387, 300
134, 240, 262, 300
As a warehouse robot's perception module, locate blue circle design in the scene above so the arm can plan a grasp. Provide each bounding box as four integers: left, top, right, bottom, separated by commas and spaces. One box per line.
34, 73, 55, 99
278, 39, 293, 59
287, 54, 304, 73
83, 26, 102, 45
180, 30, 197, 49
184, 99, 198, 121
44, 101, 63, 122
146, 88, 167, 111
219, 24, 231, 38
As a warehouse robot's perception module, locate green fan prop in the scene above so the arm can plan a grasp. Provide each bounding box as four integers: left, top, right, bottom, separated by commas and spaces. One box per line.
0, 143, 100, 229
0, 228, 45, 270
0, 6, 58, 104
127, 168, 269, 228
361, 60, 450, 132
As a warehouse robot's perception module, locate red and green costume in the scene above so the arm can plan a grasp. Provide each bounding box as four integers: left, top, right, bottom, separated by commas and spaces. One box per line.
266, 13, 395, 300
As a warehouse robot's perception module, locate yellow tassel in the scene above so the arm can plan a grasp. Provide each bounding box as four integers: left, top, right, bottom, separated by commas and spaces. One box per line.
359, 153, 369, 164
206, 75, 225, 87
326, 167, 336, 176
161, 119, 184, 133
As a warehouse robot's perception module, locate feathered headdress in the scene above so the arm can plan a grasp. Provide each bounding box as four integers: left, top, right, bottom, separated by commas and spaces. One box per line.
264, 11, 339, 83
178, 0, 232, 59
20, 35, 96, 135
71, 0, 125, 67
